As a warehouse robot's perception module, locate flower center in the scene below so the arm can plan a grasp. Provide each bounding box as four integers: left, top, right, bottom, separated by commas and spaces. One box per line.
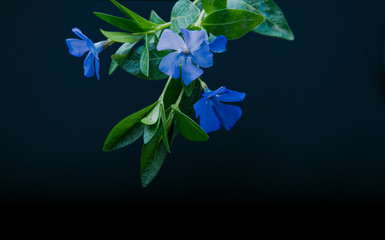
183, 48, 190, 55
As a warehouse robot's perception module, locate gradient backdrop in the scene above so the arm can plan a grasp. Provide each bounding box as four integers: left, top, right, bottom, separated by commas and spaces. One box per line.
1, 0, 385, 205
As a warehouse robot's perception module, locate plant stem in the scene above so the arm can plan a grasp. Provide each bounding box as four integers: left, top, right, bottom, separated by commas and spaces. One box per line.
192, 0, 200, 5
175, 88, 185, 106
198, 78, 208, 91
159, 76, 173, 101
194, 9, 206, 27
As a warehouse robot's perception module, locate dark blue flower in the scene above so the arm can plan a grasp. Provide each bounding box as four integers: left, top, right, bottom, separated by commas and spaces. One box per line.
66, 28, 111, 80
193, 86, 246, 133
157, 28, 214, 86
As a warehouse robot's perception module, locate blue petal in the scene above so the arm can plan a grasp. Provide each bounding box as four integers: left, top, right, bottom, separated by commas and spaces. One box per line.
181, 28, 206, 52
199, 100, 221, 133
72, 28, 90, 41
181, 57, 203, 86
209, 35, 227, 53
213, 102, 242, 131
95, 58, 100, 80
94, 41, 107, 54
66, 38, 89, 57
84, 51, 95, 78
193, 97, 207, 118
202, 86, 227, 98
157, 29, 186, 51
218, 90, 246, 103
191, 43, 213, 68
159, 51, 183, 79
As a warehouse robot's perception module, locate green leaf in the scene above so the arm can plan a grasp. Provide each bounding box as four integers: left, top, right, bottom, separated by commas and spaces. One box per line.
140, 34, 150, 77
140, 126, 168, 188
143, 119, 160, 144
160, 103, 171, 153
110, 0, 158, 27
141, 102, 161, 125
182, 79, 196, 97
179, 78, 202, 116
100, 29, 143, 43
103, 102, 158, 152
109, 42, 139, 75
227, 0, 294, 40
170, 0, 201, 32
202, 0, 227, 14
171, 104, 209, 142
94, 12, 155, 32
163, 78, 183, 110
111, 43, 169, 80
149, 10, 166, 24
202, 9, 264, 40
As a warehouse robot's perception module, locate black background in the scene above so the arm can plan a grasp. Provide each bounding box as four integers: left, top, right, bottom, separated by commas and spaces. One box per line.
1, 0, 385, 206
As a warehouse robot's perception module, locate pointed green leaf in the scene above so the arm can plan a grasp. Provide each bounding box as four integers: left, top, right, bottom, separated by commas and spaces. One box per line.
111, 43, 169, 80
227, 0, 294, 40
100, 29, 143, 43
170, 0, 201, 32
141, 102, 160, 125
149, 10, 166, 24
140, 34, 150, 77
202, 0, 227, 14
94, 12, 155, 32
179, 78, 202, 116
109, 41, 139, 75
202, 9, 264, 40
182, 79, 196, 97
110, 0, 158, 27
103, 102, 158, 151
143, 119, 160, 144
171, 104, 209, 142
140, 127, 168, 188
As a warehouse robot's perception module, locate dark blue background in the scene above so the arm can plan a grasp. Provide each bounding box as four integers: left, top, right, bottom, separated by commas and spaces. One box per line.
1, 0, 385, 205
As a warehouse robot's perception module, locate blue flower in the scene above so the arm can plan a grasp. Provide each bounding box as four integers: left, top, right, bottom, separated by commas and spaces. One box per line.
205, 34, 228, 53
66, 28, 111, 80
193, 86, 246, 133
157, 28, 214, 86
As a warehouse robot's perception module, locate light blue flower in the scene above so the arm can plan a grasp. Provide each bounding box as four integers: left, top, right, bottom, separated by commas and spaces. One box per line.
193, 86, 246, 133
157, 28, 214, 86
66, 28, 110, 80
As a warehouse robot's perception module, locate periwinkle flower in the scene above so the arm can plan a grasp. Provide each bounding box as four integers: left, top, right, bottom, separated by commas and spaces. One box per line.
206, 34, 228, 53
66, 28, 112, 80
157, 28, 215, 86
193, 86, 246, 133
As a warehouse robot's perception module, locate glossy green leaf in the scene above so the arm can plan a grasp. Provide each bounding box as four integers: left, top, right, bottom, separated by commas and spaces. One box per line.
100, 29, 143, 43
149, 10, 166, 24
103, 102, 158, 151
160, 103, 171, 153
141, 102, 160, 125
140, 126, 168, 188
94, 12, 155, 32
163, 78, 183, 110
227, 0, 294, 40
143, 119, 160, 144
202, 9, 264, 40
179, 77, 202, 116
140, 34, 150, 76
111, 43, 169, 80
202, 0, 227, 14
109, 41, 139, 75
182, 79, 196, 97
170, 0, 201, 32
171, 105, 209, 142
110, 0, 158, 27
